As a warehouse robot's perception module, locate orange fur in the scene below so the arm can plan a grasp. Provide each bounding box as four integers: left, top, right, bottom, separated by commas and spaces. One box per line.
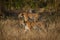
20, 12, 46, 32
28, 13, 39, 21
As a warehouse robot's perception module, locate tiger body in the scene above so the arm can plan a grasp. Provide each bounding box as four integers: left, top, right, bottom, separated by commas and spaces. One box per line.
18, 12, 46, 32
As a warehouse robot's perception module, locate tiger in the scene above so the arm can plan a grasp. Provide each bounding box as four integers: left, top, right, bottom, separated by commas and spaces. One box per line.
18, 12, 46, 32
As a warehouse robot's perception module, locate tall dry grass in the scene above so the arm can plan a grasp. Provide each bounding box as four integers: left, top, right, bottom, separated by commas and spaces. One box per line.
0, 12, 60, 40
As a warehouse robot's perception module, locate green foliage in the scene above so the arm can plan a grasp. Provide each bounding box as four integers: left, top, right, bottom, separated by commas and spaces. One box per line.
1, 0, 56, 9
